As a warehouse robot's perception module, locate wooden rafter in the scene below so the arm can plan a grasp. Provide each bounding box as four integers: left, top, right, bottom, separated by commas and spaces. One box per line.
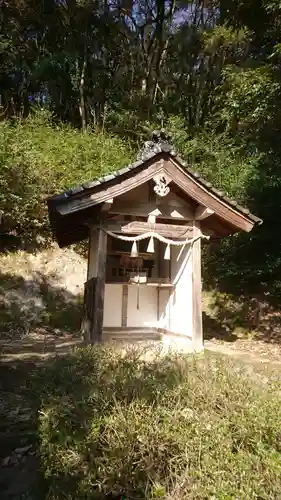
195, 205, 214, 220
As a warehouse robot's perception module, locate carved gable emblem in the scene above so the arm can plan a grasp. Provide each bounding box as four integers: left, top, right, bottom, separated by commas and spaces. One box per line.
153, 174, 170, 197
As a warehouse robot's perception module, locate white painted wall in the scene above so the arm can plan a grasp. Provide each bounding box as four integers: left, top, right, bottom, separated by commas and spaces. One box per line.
103, 284, 159, 328
103, 284, 123, 327
157, 247, 193, 339
102, 245, 193, 342
158, 288, 171, 330
169, 245, 193, 338
127, 286, 158, 327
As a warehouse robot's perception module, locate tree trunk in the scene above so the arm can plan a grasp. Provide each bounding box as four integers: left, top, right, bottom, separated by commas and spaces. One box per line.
79, 54, 87, 133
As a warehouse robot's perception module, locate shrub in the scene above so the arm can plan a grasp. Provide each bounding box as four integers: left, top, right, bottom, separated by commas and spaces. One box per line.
33, 346, 281, 499
0, 109, 133, 243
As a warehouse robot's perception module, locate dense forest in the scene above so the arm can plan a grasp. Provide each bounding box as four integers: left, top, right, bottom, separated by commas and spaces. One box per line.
1, 0, 281, 302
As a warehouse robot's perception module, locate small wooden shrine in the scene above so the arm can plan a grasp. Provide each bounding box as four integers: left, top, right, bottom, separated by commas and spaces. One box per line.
47, 131, 261, 351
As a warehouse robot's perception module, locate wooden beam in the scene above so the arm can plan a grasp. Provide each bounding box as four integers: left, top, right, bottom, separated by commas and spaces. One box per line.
81, 277, 94, 344
58, 160, 164, 215
195, 205, 214, 220
192, 222, 203, 350
109, 201, 194, 221
101, 198, 114, 212
91, 220, 193, 239
84, 228, 107, 344
87, 228, 96, 280
121, 285, 128, 327
92, 229, 107, 343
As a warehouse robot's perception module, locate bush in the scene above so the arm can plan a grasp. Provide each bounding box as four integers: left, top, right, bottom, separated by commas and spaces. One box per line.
33, 346, 281, 499
0, 109, 133, 243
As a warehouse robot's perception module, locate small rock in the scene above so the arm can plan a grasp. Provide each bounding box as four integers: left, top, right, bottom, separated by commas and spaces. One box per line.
9, 407, 20, 417
14, 444, 32, 454
10, 454, 20, 465
17, 413, 32, 422
2, 455, 11, 466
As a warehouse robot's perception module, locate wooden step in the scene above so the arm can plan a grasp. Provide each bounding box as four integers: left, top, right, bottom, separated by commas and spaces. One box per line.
103, 328, 162, 343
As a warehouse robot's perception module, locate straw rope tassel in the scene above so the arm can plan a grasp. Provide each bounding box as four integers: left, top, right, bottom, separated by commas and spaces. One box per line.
146, 235, 154, 253
131, 241, 138, 257
164, 244, 171, 260
136, 283, 139, 309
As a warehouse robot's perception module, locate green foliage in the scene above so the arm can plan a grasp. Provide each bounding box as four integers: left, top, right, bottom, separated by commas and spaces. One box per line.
167, 115, 259, 206
0, 110, 133, 241
214, 66, 280, 136
33, 346, 281, 499
2, 0, 281, 300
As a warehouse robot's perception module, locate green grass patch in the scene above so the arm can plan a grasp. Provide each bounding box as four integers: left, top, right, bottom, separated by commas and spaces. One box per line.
32, 346, 281, 499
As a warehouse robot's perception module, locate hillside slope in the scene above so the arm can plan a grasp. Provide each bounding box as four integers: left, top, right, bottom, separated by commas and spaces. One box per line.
0, 245, 87, 341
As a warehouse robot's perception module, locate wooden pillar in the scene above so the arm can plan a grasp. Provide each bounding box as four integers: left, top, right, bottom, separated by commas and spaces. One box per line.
83, 228, 107, 344
121, 284, 128, 327
192, 221, 203, 350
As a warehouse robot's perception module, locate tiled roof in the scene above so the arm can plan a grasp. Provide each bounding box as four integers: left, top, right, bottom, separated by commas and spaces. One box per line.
47, 136, 262, 225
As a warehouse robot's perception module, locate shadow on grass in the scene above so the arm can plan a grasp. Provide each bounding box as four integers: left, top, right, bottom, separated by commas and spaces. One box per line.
23, 345, 189, 500
0, 263, 83, 499
2, 343, 281, 500
0, 345, 188, 499
0, 356, 45, 499
202, 287, 281, 344
202, 289, 253, 342
202, 312, 237, 342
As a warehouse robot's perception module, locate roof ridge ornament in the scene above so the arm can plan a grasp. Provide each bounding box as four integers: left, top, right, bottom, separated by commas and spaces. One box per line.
137, 128, 176, 161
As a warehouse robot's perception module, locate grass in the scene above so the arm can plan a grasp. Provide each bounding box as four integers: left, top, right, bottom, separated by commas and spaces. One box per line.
29, 345, 281, 500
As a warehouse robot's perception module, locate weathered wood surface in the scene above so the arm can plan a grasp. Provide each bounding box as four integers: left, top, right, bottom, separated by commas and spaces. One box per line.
92, 229, 107, 343
82, 228, 107, 344
81, 276, 96, 344
121, 285, 128, 327
103, 327, 161, 343
195, 205, 214, 220
109, 203, 194, 220
58, 159, 164, 215
90, 220, 193, 239
58, 157, 254, 232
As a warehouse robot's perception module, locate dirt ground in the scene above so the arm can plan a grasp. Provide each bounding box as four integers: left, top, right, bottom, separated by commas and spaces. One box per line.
0, 329, 82, 500
205, 337, 281, 367
1, 327, 281, 365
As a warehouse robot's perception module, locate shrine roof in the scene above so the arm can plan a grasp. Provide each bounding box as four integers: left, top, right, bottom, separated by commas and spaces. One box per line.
47, 131, 262, 247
